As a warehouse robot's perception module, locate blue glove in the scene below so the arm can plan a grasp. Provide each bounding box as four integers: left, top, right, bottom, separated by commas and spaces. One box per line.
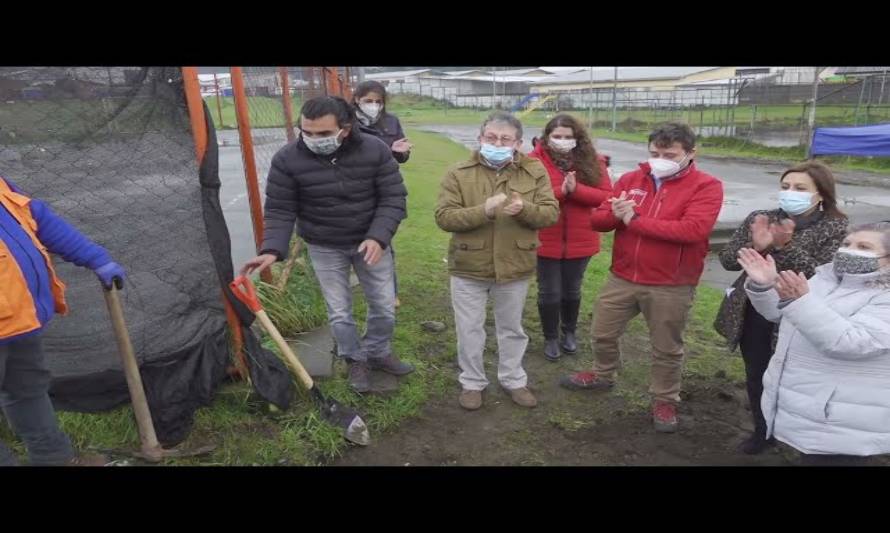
95, 262, 126, 289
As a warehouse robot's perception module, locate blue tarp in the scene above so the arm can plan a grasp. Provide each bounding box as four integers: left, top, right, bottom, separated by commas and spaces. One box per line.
811, 123, 890, 157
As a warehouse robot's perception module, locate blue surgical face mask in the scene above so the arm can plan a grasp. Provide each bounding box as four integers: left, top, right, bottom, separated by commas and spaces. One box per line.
778, 190, 815, 215
480, 143, 514, 166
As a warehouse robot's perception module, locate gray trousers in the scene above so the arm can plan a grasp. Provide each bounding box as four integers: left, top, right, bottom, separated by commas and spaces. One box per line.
308, 243, 396, 362
450, 276, 530, 391
0, 335, 75, 466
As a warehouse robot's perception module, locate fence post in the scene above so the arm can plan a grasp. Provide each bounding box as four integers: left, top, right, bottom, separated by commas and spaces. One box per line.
213, 73, 224, 128
804, 68, 825, 155
181, 66, 248, 379
798, 102, 807, 147
749, 104, 757, 141
231, 67, 273, 284
278, 67, 296, 142
854, 77, 867, 126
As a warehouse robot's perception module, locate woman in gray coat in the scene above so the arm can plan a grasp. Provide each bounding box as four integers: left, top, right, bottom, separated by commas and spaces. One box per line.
738, 221, 890, 464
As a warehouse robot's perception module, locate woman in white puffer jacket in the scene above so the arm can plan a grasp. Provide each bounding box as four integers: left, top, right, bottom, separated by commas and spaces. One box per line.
737, 221, 890, 463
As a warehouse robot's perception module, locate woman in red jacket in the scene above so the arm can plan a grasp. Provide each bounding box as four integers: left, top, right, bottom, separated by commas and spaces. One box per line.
530, 114, 612, 361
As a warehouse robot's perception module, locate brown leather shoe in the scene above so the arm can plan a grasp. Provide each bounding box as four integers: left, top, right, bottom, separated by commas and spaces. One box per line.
459, 389, 483, 411
66, 453, 109, 467
504, 386, 537, 408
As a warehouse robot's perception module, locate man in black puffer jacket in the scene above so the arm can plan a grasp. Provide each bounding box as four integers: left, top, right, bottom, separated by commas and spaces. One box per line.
240, 96, 413, 393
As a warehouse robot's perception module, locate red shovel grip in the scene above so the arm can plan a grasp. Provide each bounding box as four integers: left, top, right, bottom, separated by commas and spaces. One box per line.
230, 275, 263, 313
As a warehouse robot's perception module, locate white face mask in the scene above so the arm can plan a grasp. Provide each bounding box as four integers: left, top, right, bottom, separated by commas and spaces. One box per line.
648, 153, 690, 179
358, 102, 382, 121
549, 138, 576, 153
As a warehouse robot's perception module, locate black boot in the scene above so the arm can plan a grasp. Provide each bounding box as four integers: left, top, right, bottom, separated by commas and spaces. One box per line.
739, 428, 773, 455
538, 301, 562, 361
560, 299, 581, 355
544, 339, 560, 362
740, 375, 771, 455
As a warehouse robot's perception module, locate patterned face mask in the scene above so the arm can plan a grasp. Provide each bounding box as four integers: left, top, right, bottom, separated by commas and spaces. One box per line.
833, 248, 888, 275
302, 129, 342, 155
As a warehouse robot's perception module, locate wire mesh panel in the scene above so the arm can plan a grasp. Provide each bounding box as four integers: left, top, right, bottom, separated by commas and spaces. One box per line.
240, 67, 297, 197
239, 66, 353, 193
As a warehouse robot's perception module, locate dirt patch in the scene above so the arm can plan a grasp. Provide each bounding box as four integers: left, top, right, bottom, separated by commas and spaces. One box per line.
335, 325, 888, 467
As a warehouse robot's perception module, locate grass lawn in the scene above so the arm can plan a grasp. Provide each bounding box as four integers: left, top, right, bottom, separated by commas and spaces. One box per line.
0, 127, 743, 465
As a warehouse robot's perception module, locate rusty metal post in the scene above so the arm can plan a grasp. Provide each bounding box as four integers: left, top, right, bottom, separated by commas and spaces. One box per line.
322, 67, 333, 96
181, 66, 248, 379
278, 66, 296, 142
323, 67, 344, 98
343, 67, 353, 101
231, 67, 273, 283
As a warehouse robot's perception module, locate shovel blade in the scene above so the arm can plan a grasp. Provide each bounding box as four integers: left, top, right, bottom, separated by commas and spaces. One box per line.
312, 387, 371, 446
343, 416, 371, 446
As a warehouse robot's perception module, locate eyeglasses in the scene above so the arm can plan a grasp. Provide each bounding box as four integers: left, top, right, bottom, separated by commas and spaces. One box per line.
481, 135, 517, 146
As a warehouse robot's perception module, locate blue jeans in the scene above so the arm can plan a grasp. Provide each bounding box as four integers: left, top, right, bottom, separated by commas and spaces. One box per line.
0, 335, 76, 466
391, 246, 399, 297
308, 243, 396, 362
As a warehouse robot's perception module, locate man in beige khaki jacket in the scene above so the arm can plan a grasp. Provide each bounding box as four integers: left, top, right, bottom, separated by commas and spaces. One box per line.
435, 112, 559, 411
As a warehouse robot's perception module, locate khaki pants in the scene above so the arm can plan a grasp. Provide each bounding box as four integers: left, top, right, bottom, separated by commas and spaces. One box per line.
450, 276, 530, 391
591, 274, 696, 403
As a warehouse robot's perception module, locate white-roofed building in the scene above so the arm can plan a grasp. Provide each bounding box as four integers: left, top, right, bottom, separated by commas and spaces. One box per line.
523, 67, 774, 109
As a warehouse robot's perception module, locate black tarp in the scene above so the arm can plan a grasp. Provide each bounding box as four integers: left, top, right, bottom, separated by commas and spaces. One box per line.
0, 67, 292, 445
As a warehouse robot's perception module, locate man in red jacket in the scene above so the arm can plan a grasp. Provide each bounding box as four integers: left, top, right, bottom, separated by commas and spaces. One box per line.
559, 122, 724, 433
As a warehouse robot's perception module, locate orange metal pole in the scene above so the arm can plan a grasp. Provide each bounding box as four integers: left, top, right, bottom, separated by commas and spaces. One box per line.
343, 67, 353, 101
321, 67, 352, 100
182, 67, 208, 163
181, 66, 248, 380
231, 66, 273, 284
278, 67, 296, 143
324, 67, 340, 97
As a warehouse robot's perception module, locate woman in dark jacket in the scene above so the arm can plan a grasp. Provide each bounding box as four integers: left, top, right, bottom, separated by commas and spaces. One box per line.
714, 160, 848, 454
352, 81, 412, 306
529, 114, 612, 361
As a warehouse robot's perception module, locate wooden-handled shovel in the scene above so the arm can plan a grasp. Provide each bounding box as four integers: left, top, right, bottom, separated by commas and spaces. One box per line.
102, 278, 215, 462
229, 275, 370, 446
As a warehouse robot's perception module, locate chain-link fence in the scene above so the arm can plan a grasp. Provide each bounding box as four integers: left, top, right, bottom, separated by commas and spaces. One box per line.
0, 67, 291, 444
202, 66, 351, 205
202, 66, 357, 288
240, 67, 296, 197
371, 67, 890, 148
